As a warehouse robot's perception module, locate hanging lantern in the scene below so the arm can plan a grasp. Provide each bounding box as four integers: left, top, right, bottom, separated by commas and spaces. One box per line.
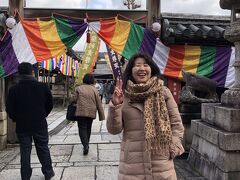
5, 16, 16, 29
86, 29, 90, 43
152, 22, 161, 32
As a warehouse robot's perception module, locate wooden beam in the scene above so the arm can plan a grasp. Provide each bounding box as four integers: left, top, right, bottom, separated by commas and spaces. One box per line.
24, 8, 147, 25
147, 0, 161, 26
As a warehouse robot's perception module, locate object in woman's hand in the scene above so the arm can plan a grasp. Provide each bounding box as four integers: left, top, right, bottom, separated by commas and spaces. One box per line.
66, 102, 77, 121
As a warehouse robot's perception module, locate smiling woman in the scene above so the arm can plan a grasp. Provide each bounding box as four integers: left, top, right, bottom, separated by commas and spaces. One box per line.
107, 52, 184, 180
131, 57, 152, 84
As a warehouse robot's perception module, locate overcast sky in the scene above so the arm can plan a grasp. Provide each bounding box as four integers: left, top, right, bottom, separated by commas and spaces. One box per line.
0, 0, 231, 51
0, 0, 230, 15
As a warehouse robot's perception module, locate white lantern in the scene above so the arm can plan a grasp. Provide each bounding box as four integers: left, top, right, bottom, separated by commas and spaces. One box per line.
152, 22, 161, 32
6, 16, 16, 29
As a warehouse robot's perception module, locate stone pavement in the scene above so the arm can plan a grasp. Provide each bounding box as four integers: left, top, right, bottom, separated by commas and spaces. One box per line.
0, 104, 204, 180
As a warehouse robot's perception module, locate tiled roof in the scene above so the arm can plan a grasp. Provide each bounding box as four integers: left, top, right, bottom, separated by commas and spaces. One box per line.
161, 13, 232, 46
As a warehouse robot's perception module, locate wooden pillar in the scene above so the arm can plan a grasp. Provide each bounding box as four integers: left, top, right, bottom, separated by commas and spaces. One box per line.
147, 0, 161, 26
9, 0, 24, 20
6, 0, 24, 144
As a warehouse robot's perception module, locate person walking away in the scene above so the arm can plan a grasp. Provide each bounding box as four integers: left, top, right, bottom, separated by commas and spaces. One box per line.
75, 73, 105, 155
107, 53, 184, 180
94, 80, 101, 93
105, 81, 114, 104
6, 62, 55, 180
103, 81, 108, 103
97, 81, 104, 102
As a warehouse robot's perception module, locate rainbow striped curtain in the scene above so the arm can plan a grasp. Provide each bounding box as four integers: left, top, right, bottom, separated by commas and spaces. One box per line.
40, 55, 79, 77
0, 16, 87, 78
89, 19, 235, 88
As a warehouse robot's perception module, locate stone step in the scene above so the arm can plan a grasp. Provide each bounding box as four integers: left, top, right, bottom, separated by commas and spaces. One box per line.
190, 135, 240, 172
191, 120, 240, 151
189, 147, 240, 180
201, 103, 240, 131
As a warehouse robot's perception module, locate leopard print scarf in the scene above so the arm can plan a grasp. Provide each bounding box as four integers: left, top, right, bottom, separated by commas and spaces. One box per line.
125, 76, 172, 153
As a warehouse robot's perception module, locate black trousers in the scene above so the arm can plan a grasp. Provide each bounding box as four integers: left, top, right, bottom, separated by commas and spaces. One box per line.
77, 117, 94, 148
17, 128, 54, 180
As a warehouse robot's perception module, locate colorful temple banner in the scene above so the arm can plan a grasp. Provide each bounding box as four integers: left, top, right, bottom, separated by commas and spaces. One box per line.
0, 16, 87, 78
76, 31, 100, 85
40, 57, 58, 71
72, 59, 79, 77
89, 18, 143, 59
0, 15, 236, 88
40, 55, 79, 77
21, 16, 87, 61
106, 45, 122, 80
58, 54, 79, 77
89, 19, 235, 88
159, 45, 235, 88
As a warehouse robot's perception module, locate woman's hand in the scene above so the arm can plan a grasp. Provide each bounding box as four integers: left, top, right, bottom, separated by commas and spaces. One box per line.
111, 78, 123, 106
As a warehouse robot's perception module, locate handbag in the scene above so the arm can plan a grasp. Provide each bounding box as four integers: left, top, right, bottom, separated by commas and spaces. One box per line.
66, 102, 77, 121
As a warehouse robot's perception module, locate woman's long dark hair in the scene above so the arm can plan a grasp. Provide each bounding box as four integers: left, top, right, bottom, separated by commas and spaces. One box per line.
123, 53, 161, 89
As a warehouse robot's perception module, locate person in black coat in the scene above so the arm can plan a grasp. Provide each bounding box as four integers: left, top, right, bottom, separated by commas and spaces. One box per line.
6, 62, 55, 180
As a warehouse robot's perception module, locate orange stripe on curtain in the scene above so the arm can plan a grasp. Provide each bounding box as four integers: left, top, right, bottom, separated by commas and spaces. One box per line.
99, 19, 116, 45
164, 45, 185, 78
21, 19, 52, 61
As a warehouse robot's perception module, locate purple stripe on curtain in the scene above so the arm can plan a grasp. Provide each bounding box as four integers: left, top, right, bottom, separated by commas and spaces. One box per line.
0, 32, 19, 77
68, 19, 88, 37
139, 29, 156, 58
210, 47, 232, 87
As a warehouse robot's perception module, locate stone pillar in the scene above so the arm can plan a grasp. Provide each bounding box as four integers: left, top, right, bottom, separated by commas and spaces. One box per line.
221, 21, 240, 107
0, 79, 7, 150
188, 1, 240, 179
